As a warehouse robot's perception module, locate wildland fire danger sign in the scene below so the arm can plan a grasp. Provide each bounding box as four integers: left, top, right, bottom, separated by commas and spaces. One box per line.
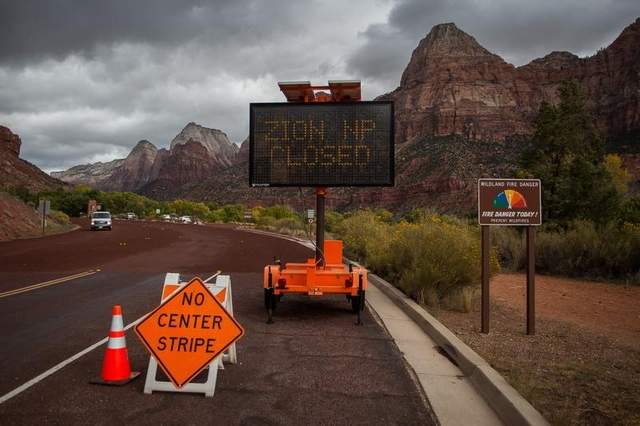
249, 101, 394, 186
135, 277, 244, 388
478, 179, 542, 226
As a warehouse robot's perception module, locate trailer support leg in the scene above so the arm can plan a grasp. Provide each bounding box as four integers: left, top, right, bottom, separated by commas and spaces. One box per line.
356, 274, 365, 326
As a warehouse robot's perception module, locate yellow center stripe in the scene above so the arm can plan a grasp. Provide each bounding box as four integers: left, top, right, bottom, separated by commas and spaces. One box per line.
0, 270, 99, 299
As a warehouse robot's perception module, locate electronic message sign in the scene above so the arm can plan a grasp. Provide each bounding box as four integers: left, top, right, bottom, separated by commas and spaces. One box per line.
250, 101, 394, 187
478, 178, 542, 226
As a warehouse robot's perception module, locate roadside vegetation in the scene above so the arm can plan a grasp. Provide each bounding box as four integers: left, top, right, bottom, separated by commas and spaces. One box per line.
495, 80, 640, 284
2, 184, 311, 232
4, 79, 637, 295
333, 209, 500, 311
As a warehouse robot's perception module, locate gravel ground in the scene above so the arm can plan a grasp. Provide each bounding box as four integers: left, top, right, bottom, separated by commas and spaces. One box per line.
434, 274, 640, 425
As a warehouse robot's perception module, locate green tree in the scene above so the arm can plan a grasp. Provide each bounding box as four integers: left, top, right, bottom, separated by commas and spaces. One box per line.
523, 80, 621, 224
603, 154, 630, 195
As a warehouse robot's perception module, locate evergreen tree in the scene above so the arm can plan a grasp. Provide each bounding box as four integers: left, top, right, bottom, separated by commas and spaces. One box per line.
523, 80, 621, 224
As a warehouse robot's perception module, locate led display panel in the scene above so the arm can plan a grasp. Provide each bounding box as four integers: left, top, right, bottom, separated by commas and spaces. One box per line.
250, 101, 394, 187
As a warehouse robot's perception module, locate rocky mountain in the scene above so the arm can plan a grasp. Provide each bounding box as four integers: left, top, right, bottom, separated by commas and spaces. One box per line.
188, 19, 639, 211
51, 158, 124, 187
49, 19, 639, 211
380, 19, 640, 144
140, 140, 227, 199
0, 126, 66, 193
52, 123, 240, 195
100, 140, 160, 192
170, 122, 238, 167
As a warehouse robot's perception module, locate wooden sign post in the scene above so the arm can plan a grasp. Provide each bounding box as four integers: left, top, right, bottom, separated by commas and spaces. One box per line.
478, 179, 541, 335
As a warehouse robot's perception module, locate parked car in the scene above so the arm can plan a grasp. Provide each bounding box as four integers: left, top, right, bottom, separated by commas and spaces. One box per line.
126, 212, 137, 220
90, 211, 112, 231
179, 216, 193, 224
161, 214, 171, 221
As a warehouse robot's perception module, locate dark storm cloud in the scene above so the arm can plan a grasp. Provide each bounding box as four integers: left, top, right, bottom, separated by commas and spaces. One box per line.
1, 0, 636, 172
0, 1, 389, 171
0, 0, 310, 65
348, 0, 640, 88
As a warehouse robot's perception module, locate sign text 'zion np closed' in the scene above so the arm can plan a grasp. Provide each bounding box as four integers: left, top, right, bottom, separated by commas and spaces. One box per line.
135, 277, 244, 388
249, 101, 394, 187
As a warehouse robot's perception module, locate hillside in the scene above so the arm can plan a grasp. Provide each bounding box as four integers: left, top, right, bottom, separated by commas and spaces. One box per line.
0, 192, 73, 241
0, 126, 66, 193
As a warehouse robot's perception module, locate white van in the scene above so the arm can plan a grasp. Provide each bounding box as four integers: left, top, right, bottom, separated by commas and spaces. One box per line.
91, 211, 112, 231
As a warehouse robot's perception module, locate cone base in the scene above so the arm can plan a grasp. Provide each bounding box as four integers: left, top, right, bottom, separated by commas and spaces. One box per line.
90, 371, 141, 386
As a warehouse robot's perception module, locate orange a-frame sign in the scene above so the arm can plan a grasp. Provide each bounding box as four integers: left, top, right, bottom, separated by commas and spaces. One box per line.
135, 277, 244, 388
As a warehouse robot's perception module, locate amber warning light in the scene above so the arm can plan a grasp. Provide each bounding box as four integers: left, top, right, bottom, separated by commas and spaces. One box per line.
249, 101, 394, 187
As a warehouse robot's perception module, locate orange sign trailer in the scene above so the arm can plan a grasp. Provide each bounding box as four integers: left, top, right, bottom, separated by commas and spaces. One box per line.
263, 81, 368, 324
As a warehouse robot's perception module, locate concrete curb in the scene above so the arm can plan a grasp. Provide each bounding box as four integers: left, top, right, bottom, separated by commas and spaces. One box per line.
367, 274, 549, 426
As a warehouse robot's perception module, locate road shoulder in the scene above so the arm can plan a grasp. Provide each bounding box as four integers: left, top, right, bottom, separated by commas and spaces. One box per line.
369, 274, 549, 426
366, 278, 504, 426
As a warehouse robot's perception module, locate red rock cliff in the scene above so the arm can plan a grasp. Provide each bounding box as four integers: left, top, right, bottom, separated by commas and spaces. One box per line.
0, 126, 21, 156
381, 19, 640, 144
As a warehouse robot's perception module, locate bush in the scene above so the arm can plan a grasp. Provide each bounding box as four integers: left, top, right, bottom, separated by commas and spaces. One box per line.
49, 210, 70, 225
218, 204, 244, 223
273, 217, 305, 234
537, 221, 640, 283
336, 210, 390, 266
325, 211, 344, 233
620, 196, 640, 224
492, 220, 640, 283
492, 227, 526, 271
166, 199, 209, 218
254, 215, 276, 228
337, 211, 499, 311
262, 205, 297, 220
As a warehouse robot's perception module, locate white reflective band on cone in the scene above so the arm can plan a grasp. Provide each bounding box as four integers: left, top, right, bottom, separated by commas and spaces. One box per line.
110, 315, 124, 332
107, 336, 127, 349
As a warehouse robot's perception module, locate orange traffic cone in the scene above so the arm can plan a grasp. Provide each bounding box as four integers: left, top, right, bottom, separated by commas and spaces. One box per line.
91, 305, 140, 385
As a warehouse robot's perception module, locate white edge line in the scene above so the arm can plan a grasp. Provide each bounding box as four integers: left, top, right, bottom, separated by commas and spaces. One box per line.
0, 316, 146, 405
0, 230, 306, 405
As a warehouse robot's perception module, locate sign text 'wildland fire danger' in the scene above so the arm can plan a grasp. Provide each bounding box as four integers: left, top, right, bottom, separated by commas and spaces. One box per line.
250, 102, 394, 186
135, 277, 244, 388
478, 179, 542, 226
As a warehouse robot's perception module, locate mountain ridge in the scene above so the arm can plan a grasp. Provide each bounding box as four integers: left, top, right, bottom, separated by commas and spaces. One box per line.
51, 123, 240, 193
48, 18, 639, 209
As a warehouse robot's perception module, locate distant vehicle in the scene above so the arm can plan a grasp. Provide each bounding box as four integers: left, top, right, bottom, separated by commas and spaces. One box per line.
179, 216, 193, 224
91, 211, 112, 231
161, 214, 171, 221
126, 212, 137, 220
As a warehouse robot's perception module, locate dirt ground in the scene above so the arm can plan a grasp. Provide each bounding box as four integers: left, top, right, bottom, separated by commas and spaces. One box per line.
435, 273, 640, 425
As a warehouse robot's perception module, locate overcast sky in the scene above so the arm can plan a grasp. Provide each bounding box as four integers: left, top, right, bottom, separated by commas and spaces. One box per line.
1, 0, 638, 172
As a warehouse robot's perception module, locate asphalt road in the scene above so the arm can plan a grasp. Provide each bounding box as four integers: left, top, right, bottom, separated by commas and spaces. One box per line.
0, 220, 432, 425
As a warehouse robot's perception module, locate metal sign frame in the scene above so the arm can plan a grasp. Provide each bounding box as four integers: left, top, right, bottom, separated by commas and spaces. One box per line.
477, 178, 542, 226
142, 273, 237, 397
135, 276, 243, 389
477, 178, 541, 335
249, 101, 395, 187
